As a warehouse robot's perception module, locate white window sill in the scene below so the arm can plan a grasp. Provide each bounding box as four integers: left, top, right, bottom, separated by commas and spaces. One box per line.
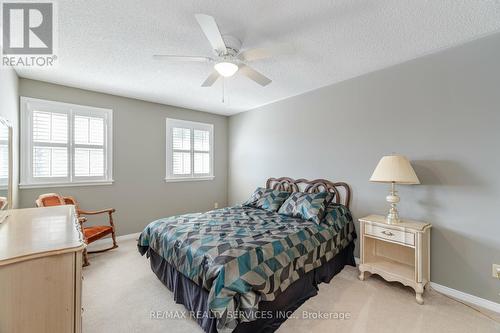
19, 180, 114, 189
164, 176, 215, 183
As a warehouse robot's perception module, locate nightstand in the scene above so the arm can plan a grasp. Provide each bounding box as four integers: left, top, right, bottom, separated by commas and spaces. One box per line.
358, 215, 431, 304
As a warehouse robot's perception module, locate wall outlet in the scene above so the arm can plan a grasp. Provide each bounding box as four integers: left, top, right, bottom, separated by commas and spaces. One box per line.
214, 202, 219, 209
492, 264, 500, 279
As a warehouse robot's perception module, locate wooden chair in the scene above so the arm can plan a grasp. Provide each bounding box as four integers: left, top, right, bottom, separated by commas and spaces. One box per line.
0, 196, 7, 210
35, 193, 118, 266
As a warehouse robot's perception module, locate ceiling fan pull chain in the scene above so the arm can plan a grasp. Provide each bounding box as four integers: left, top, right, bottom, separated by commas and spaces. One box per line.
222, 77, 225, 103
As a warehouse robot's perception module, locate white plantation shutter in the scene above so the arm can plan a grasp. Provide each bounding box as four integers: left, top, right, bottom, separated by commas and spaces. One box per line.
74, 148, 104, 177
172, 127, 191, 150
172, 151, 191, 175
20, 97, 113, 187
0, 126, 9, 185
32, 110, 69, 179
0, 146, 8, 182
193, 152, 209, 174
166, 119, 214, 181
193, 130, 209, 151
33, 111, 68, 143
74, 116, 104, 145
193, 129, 210, 174
172, 127, 191, 175
73, 114, 106, 178
33, 146, 68, 177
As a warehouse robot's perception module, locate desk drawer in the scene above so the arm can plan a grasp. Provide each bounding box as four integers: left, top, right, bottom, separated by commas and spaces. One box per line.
365, 224, 415, 246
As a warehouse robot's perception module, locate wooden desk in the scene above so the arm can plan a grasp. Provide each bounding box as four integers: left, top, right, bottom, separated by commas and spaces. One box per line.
0, 206, 85, 333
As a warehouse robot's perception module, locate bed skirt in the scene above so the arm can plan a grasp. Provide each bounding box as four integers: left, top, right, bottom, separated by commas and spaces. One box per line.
139, 242, 356, 333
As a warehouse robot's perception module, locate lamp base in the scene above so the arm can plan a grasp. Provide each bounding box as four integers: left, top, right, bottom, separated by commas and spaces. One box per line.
386, 209, 400, 224
386, 182, 401, 224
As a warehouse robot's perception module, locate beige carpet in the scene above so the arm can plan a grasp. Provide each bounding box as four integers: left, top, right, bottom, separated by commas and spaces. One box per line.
83, 239, 500, 333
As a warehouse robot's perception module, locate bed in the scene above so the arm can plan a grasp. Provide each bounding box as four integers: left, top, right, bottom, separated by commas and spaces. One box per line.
138, 177, 357, 333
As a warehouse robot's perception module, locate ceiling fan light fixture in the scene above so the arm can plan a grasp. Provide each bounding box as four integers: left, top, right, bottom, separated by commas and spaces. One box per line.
214, 61, 238, 77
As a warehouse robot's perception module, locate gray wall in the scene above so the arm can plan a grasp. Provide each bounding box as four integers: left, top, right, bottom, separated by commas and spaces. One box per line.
228, 33, 500, 303
19, 79, 228, 236
0, 68, 19, 208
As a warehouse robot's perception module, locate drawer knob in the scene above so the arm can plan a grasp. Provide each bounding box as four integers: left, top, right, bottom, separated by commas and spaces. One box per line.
382, 230, 394, 236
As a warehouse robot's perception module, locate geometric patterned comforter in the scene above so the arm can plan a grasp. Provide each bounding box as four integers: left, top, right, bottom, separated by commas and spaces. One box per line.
138, 205, 356, 333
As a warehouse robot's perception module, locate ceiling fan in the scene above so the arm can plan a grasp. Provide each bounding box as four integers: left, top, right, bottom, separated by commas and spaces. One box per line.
154, 14, 273, 87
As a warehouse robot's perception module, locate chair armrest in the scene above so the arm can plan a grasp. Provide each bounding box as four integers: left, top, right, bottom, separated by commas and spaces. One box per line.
78, 208, 116, 215
78, 208, 116, 230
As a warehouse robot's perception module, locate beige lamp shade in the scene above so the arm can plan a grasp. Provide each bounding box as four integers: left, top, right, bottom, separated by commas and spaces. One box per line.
370, 155, 420, 184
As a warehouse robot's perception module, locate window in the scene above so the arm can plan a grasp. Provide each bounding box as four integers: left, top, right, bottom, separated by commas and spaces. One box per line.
165, 118, 214, 182
20, 97, 113, 188
0, 123, 9, 188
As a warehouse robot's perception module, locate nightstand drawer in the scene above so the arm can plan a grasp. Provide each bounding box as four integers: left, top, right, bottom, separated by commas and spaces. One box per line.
364, 223, 415, 246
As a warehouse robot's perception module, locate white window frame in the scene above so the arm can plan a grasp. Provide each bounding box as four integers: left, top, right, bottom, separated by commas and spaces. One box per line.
165, 118, 214, 182
20, 97, 113, 188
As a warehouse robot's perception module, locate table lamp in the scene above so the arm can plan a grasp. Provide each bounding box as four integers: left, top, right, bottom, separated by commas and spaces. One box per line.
370, 155, 420, 224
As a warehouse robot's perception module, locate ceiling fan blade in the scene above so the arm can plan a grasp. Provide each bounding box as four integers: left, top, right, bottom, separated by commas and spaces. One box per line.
239, 44, 295, 62
201, 71, 220, 87
239, 64, 272, 86
238, 48, 273, 62
195, 14, 227, 55
153, 55, 213, 62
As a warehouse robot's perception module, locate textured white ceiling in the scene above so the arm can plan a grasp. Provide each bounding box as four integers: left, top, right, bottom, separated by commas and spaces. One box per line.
15, 0, 500, 115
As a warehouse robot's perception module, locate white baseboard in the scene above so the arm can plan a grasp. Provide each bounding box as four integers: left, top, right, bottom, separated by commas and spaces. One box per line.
430, 282, 500, 314
354, 256, 500, 314
86, 232, 140, 251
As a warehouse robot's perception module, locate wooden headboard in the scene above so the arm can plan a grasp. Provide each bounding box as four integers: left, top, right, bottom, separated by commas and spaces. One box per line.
265, 177, 351, 208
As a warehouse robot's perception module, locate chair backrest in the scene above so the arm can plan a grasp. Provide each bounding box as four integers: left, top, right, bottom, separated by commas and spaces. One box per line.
62, 196, 80, 210
35, 193, 66, 208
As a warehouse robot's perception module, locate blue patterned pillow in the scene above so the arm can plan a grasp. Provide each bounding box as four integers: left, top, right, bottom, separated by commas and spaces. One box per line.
278, 191, 334, 224
243, 187, 291, 212
322, 203, 353, 233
